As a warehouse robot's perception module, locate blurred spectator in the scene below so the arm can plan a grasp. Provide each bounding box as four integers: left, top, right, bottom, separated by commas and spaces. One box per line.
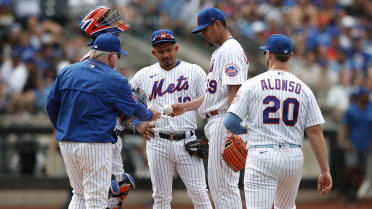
290, 50, 321, 90
12, 0, 41, 22
344, 34, 370, 74
326, 70, 352, 123
341, 86, 372, 202
6, 54, 42, 114
288, 0, 317, 29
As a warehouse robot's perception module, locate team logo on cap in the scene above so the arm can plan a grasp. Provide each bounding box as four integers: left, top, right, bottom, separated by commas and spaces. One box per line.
225, 63, 239, 77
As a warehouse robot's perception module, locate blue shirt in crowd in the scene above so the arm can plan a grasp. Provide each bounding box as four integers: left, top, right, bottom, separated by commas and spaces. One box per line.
343, 103, 372, 150
46, 59, 153, 143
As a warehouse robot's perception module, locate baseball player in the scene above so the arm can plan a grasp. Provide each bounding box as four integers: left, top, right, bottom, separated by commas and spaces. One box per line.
170, 8, 248, 209
224, 34, 332, 209
46, 33, 160, 209
130, 29, 213, 209
79, 7, 135, 208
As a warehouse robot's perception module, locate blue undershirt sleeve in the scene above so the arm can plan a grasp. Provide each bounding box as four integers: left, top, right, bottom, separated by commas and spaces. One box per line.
224, 112, 247, 135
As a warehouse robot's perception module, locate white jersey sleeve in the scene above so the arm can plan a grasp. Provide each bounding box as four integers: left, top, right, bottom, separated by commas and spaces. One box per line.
304, 88, 325, 128
129, 68, 147, 99
221, 50, 249, 86
227, 80, 251, 120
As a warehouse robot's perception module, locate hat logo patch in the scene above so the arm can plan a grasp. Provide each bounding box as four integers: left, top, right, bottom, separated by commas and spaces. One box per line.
284, 49, 288, 53
225, 63, 239, 77
93, 45, 98, 49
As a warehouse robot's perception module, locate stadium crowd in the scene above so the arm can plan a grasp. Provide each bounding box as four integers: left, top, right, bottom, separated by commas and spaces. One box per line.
0, 0, 371, 202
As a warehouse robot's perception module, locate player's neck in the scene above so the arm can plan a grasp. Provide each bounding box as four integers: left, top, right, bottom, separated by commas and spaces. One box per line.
218, 30, 232, 46
160, 63, 177, 71
269, 62, 289, 72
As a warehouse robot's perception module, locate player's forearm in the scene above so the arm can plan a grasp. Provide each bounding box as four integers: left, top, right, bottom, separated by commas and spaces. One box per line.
184, 95, 205, 111
306, 125, 330, 173
227, 85, 241, 105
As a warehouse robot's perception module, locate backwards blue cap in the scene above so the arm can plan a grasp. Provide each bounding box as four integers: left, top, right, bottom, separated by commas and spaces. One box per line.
151, 29, 176, 46
92, 33, 128, 56
260, 34, 293, 55
192, 8, 225, 34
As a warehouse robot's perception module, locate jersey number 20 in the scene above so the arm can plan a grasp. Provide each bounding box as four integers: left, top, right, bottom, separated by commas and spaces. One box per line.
263, 96, 299, 126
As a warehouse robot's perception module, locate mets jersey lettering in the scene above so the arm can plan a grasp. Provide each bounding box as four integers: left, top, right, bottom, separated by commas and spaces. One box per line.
130, 61, 206, 133
149, 76, 189, 101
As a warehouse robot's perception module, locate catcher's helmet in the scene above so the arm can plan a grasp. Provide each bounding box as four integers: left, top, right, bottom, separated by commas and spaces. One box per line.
79, 6, 129, 42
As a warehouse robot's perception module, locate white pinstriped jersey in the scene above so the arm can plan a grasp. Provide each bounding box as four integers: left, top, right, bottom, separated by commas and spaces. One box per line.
228, 70, 325, 147
198, 39, 249, 117
130, 61, 206, 133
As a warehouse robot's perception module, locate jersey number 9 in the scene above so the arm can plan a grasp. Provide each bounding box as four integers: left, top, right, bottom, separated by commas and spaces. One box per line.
207, 79, 217, 94
263, 96, 299, 126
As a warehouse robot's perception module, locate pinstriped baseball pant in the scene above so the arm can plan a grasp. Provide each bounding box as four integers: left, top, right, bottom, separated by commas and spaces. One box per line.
59, 141, 113, 209
146, 134, 212, 209
204, 114, 243, 209
244, 147, 303, 209
112, 136, 124, 181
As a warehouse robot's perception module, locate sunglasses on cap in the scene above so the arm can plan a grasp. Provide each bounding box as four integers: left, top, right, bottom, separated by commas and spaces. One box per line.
152, 34, 175, 42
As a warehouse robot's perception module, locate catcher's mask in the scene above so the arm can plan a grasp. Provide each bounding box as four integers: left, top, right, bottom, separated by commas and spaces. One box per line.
80, 6, 129, 45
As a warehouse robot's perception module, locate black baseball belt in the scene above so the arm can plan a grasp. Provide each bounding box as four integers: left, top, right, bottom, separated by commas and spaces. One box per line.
158, 131, 194, 141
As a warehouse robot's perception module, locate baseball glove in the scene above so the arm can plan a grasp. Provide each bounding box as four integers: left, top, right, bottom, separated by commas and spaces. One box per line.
185, 138, 209, 159
113, 88, 147, 138
222, 134, 247, 172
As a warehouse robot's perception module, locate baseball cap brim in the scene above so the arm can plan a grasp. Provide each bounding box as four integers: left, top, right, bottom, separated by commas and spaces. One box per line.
119, 49, 128, 56
191, 23, 209, 34
152, 39, 176, 47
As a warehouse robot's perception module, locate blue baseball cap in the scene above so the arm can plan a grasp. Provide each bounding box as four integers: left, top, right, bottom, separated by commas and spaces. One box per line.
151, 29, 176, 46
260, 34, 293, 55
92, 33, 128, 56
192, 8, 225, 34
354, 86, 369, 96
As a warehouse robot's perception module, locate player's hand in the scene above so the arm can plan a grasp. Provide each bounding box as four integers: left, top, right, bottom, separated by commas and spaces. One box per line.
169, 103, 186, 117
148, 103, 161, 121
136, 122, 155, 140
317, 172, 332, 196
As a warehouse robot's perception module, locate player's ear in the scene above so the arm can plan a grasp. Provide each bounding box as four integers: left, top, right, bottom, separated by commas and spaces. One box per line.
215, 21, 223, 30
174, 44, 178, 52
151, 49, 156, 56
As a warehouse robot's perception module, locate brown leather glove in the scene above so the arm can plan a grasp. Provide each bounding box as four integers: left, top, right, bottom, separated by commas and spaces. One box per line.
222, 134, 248, 172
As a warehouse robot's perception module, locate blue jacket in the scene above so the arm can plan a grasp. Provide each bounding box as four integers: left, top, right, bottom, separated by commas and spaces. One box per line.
46, 59, 153, 143
343, 103, 372, 150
